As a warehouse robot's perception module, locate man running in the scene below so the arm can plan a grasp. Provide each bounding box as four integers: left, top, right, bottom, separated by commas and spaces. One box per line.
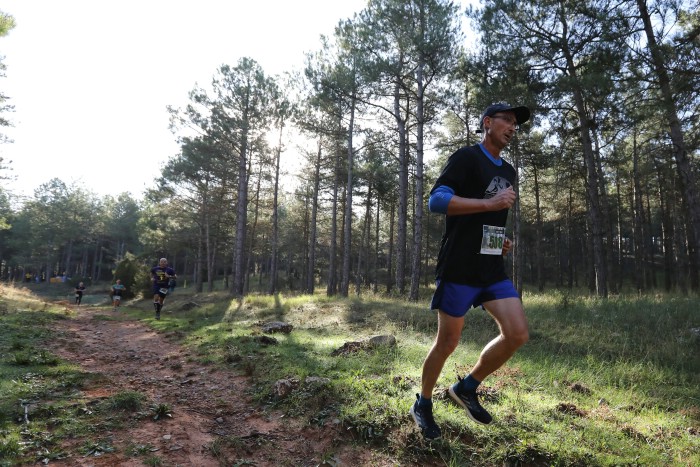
410, 103, 531, 440
74, 282, 86, 306
111, 279, 126, 311
151, 258, 176, 320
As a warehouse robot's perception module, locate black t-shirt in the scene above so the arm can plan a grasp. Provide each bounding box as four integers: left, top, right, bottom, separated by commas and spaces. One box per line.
431, 144, 516, 286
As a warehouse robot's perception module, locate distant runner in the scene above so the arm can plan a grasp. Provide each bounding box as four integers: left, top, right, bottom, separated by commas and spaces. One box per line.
111, 279, 126, 311
74, 282, 86, 306
151, 258, 176, 320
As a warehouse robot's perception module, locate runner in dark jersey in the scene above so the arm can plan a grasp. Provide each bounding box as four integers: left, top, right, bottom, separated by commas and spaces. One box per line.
410, 103, 531, 440
151, 258, 176, 320
74, 282, 86, 306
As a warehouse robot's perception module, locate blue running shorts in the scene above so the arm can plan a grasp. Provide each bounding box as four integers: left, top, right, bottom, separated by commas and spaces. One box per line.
430, 279, 520, 317
152, 284, 169, 298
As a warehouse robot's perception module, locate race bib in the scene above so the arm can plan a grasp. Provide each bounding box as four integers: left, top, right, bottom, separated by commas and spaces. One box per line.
159, 287, 169, 295
480, 225, 506, 255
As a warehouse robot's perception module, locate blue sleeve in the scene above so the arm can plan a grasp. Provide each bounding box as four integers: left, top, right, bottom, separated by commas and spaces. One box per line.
428, 185, 455, 214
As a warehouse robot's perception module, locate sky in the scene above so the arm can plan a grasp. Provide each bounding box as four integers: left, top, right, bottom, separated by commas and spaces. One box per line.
0, 0, 371, 199
1, 0, 475, 201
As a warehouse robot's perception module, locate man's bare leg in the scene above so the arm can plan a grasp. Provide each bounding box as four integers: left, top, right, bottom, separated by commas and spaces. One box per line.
448, 297, 528, 424
420, 311, 464, 398
470, 297, 529, 382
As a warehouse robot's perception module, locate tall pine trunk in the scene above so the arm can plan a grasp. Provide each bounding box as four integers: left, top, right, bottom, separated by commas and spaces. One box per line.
395, 84, 408, 295
632, 136, 646, 294
268, 125, 283, 295
247, 163, 263, 294
563, 49, 608, 296
533, 164, 544, 292
197, 215, 204, 293
637, 0, 700, 290
386, 202, 395, 293
327, 129, 341, 296
340, 92, 356, 297
231, 123, 249, 297
307, 138, 322, 294
409, 60, 425, 301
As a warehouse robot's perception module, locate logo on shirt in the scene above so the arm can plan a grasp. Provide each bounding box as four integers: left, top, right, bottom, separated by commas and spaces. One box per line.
484, 176, 512, 199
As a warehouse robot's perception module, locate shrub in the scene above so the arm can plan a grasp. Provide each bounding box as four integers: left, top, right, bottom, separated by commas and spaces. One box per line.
0, 438, 21, 458
113, 254, 142, 299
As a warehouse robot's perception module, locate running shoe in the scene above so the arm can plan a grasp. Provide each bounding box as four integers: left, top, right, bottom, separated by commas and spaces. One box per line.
448, 382, 492, 425
410, 394, 441, 440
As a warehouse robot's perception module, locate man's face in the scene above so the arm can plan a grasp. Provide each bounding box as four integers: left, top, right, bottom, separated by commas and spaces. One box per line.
159, 259, 167, 267
485, 111, 519, 148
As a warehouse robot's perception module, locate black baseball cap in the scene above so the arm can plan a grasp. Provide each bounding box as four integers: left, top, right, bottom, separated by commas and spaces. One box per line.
478, 102, 531, 131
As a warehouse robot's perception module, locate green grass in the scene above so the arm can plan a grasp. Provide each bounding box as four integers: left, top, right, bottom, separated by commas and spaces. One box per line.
0, 285, 152, 465
114, 286, 699, 466
217, 290, 699, 465
2, 282, 699, 466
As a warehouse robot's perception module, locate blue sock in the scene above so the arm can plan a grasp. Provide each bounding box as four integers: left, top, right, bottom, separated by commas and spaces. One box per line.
460, 374, 481, 393
418, 395, 432, 407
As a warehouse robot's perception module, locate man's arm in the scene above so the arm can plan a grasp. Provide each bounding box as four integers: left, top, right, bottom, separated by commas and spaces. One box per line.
429, 185, 516, 216
446, 187, 516, 216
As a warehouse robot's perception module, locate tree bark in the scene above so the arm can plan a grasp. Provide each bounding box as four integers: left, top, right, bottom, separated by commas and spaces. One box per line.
533, 164, 544, 292
409, 59, 425, 301
636, 0, 700, 290
632, 134, 645, 294
231, 126, 249, 297
562, 40, 608, 296
386, 202, 395, 293
395, 84, 408, 295
340, 92, 356, 297
268, 124, 283, 295
247, 162, 263, 294
326, 124, 341, 297
307, 138, 322, 294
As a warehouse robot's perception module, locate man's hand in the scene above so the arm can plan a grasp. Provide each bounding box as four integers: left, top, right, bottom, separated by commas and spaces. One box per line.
502, 237, 513, 256
489, 186, 516, 211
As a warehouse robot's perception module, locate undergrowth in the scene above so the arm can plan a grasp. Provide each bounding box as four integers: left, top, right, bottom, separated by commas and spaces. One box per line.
2, 282, 699, 466
0, 284, 155, 465
153, 289, 700, 466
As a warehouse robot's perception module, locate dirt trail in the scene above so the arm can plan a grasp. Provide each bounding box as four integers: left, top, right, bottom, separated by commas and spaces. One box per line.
45, 306, 370, 466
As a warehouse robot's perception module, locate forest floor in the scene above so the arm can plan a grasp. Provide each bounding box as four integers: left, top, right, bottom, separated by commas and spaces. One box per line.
10, 285, 696, 466
42, 304, 386, 467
